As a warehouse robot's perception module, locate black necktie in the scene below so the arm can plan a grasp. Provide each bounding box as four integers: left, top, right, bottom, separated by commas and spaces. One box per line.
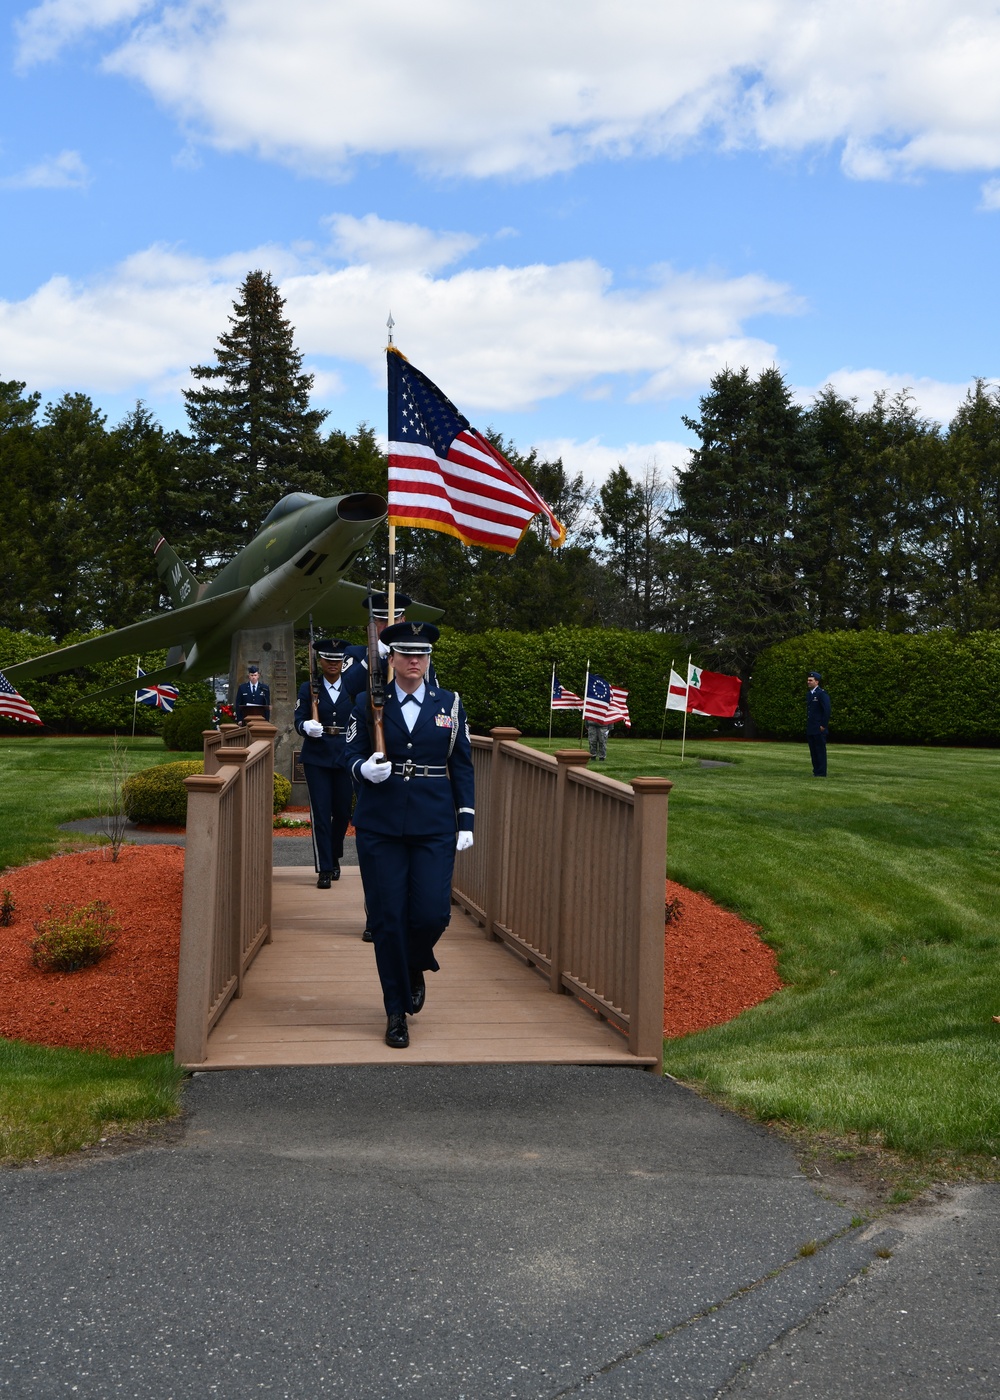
401, 694, 420, 706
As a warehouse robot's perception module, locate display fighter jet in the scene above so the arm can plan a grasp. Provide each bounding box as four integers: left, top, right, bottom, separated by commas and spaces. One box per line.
3, 491, 441, 701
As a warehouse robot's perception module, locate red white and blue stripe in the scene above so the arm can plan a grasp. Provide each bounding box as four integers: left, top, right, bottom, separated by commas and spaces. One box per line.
136, 669, 180, 711
387, 348, 566, 554
0, 669, 42, 725
584, 673, 631, 728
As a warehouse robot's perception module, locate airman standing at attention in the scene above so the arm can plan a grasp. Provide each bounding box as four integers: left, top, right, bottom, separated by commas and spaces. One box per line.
345, 622, 474, 1050
234, 663, 271, 722
294, 639, 355, 888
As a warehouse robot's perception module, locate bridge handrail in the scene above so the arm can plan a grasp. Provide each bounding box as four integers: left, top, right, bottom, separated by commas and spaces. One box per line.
452, 730, 670, 1069
174, 722, 277, 1065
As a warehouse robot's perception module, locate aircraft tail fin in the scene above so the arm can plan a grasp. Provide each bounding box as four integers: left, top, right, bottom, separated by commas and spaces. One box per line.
150, 531, 200, 608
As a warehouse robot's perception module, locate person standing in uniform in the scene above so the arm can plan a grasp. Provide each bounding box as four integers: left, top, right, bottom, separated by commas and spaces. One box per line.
346, 622, 474, 1050
806, 670, 831, 777
585, 718, 612, 762
342, 591, 438, 699
294, 639, 355, 888
235, 663, 271, 722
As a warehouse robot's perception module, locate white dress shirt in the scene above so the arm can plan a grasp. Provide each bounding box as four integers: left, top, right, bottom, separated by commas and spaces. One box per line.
395, 680, 425, 732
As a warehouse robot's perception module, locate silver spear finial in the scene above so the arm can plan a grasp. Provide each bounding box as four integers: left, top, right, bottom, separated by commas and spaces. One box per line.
386, 311, 395, 346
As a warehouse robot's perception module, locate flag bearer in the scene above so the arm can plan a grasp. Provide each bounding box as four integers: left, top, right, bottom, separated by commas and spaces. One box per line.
345, 622, 474, 1049
342, 591, 438, 699
295, 639, 355, 888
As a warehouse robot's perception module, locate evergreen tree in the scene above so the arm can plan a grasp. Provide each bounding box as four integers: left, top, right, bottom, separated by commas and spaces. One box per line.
185, 269, 329, 537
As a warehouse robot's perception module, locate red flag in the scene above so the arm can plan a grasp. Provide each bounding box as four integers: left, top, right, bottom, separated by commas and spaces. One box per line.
687, 665, 740, 718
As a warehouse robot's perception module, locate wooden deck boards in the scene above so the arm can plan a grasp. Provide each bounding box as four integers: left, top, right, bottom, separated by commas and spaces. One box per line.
198, 868, 652, 1069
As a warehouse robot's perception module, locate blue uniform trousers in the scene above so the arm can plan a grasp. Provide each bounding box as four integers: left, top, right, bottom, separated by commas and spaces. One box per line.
303, 764, 353, 871
355, 829, 455, 1015
807, 733, 827, 776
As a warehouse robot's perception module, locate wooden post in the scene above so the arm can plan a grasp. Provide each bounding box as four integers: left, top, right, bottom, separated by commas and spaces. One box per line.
550, 750, 591, 992
174, 773, 227, 1065
215, 748, 249, 993
246, 723, 277, 942
483, 727, 521, 942
628, 777, 672, 1072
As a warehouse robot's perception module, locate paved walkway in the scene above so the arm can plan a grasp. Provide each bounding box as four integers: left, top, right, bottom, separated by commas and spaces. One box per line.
2, 1066, 996, 1398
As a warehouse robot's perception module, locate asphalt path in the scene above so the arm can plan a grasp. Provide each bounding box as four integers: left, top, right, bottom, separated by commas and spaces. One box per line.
59, 818, 354, 866
3, 1066, 995, 1398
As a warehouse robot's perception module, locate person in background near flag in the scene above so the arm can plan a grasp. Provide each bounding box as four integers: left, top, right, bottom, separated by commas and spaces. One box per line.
806, 671, 831, 776
295, 639, 355, 889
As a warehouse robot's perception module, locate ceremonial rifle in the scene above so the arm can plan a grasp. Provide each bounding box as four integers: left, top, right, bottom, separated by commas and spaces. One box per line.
365, 582, 387, 754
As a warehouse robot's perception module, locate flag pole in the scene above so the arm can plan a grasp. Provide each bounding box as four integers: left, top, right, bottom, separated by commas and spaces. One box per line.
385, 313, 397, 681
658, 663, 672, 753
131, 659, 140, 739
548, 661, 555, 747
680, 653, 691, 762
579, 658, 590, 744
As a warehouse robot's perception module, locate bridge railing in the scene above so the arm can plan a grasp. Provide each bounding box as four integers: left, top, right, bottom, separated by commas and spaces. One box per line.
174, 722, 277, 1066
452, 729, 671, 1069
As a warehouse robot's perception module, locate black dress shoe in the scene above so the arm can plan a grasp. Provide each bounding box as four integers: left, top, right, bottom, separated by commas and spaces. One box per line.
409, 970, 426, 1014
330, 861, 340, 881
362, 927, 374, 943
316, 872, 332, 889
385, 1013, 409, 1049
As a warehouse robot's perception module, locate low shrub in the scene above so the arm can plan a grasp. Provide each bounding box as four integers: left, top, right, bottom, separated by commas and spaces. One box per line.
30, 901, 119, 972
122, 761, 291, 823
0, 890, 14, 927
161, 698, 215, 752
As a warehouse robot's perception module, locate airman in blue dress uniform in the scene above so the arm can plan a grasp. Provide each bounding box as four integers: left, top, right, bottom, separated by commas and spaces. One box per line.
234, 664, 271, 722
346, 621, 474, 1049
806, 670, 831, 776
294, 638, 355, 888
342, 592, 438, 699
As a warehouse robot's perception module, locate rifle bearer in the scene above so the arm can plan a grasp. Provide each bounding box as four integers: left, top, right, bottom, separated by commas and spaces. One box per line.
294, 638, 355, 889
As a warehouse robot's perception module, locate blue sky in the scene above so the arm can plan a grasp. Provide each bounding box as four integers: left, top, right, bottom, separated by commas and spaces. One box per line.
2, 1, 1000, 483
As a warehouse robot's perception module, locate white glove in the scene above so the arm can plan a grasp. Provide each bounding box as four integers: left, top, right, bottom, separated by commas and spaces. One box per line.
377, 639, 389, 658
302, 719, 323, 738
456, 830, 474, 852
360, 751, 392, 784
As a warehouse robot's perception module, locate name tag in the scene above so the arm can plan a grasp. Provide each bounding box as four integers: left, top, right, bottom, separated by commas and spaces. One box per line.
435, 714, 456, 728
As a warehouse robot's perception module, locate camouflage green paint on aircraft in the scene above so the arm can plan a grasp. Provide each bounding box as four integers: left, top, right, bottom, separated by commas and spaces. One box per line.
4, 491, 441, 701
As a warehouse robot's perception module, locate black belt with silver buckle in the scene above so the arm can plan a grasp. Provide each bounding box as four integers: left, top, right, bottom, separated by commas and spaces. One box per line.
322, 725, 341, 735
391, 761, 448, 781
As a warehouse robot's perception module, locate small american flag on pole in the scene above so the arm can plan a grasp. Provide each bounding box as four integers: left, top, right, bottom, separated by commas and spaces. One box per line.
551, 671, 584, 710
0, 670, 43, 725
584, 674, 631, 728
387, 349, 566, 553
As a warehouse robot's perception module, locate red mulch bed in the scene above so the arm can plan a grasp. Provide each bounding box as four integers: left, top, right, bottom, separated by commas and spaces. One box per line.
0, 850, 781, 1055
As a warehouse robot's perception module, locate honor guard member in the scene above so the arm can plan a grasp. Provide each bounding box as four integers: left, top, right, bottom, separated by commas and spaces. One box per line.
234, 663, 271, 722
294, 639, 355, 888
346, 622, 474, 1049
342, 592, 438, 699
806, 670, 831, 777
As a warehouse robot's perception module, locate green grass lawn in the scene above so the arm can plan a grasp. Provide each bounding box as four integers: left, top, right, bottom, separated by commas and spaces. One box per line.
0, 734, 200, 1163
528, 736, 1000, 1159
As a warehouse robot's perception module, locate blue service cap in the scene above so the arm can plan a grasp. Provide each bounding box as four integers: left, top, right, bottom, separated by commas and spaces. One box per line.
381, 621, 439, 654
362, 592, 412, 618
313, 638, 347, 660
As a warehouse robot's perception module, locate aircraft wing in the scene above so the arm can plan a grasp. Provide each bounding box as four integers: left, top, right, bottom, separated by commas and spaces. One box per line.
82, 662, 189, 704
300, 580, 444, 631
4, 588, 250, 681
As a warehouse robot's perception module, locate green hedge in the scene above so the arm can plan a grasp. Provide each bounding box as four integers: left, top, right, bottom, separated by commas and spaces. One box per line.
122, 761, 292, 824
0, 626, 212, 735
161, 698, 215, 751
749, 630, 1000, 743
432, 627, 716, 738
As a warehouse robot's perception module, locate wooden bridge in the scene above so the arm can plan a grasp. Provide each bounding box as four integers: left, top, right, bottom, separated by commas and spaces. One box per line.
175, 724, 670, 1073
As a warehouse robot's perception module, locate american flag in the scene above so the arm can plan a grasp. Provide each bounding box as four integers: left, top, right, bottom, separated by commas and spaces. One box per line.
584, 673, 631, 728
136, 668, 180, 711
551, 672, 584, 710
387, 349, 566, 554
0, 670, 43, 725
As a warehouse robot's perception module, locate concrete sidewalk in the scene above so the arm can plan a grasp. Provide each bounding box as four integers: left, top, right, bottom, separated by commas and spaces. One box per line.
0, 1067, 996, 1398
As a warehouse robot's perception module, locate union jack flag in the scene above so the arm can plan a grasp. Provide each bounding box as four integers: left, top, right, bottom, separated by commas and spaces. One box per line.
584, 673, 631, 728
136, 668, 180, 711
551, 672, 584, 710
0, 669, 43, 725
387, 348, 566, 554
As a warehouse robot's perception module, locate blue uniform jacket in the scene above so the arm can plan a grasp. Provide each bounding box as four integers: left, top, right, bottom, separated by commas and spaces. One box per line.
806, 686, 831, 735
293, 679, 354, 769
235, 680, 270, 721
346, 687, 474, 838
342, 645, 438, 700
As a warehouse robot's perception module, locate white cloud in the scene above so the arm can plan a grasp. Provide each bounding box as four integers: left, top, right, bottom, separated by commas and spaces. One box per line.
979, 177, 1000, 210
532, 437, 691, 485
0, 215, 795, 409
0, 149, 91, 189
17, 0, 1000, 181
324, 213, 480, 273
798, 368, 981, 425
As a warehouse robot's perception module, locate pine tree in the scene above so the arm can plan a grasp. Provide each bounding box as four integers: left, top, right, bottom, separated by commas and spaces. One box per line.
184, 270, 328, 536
